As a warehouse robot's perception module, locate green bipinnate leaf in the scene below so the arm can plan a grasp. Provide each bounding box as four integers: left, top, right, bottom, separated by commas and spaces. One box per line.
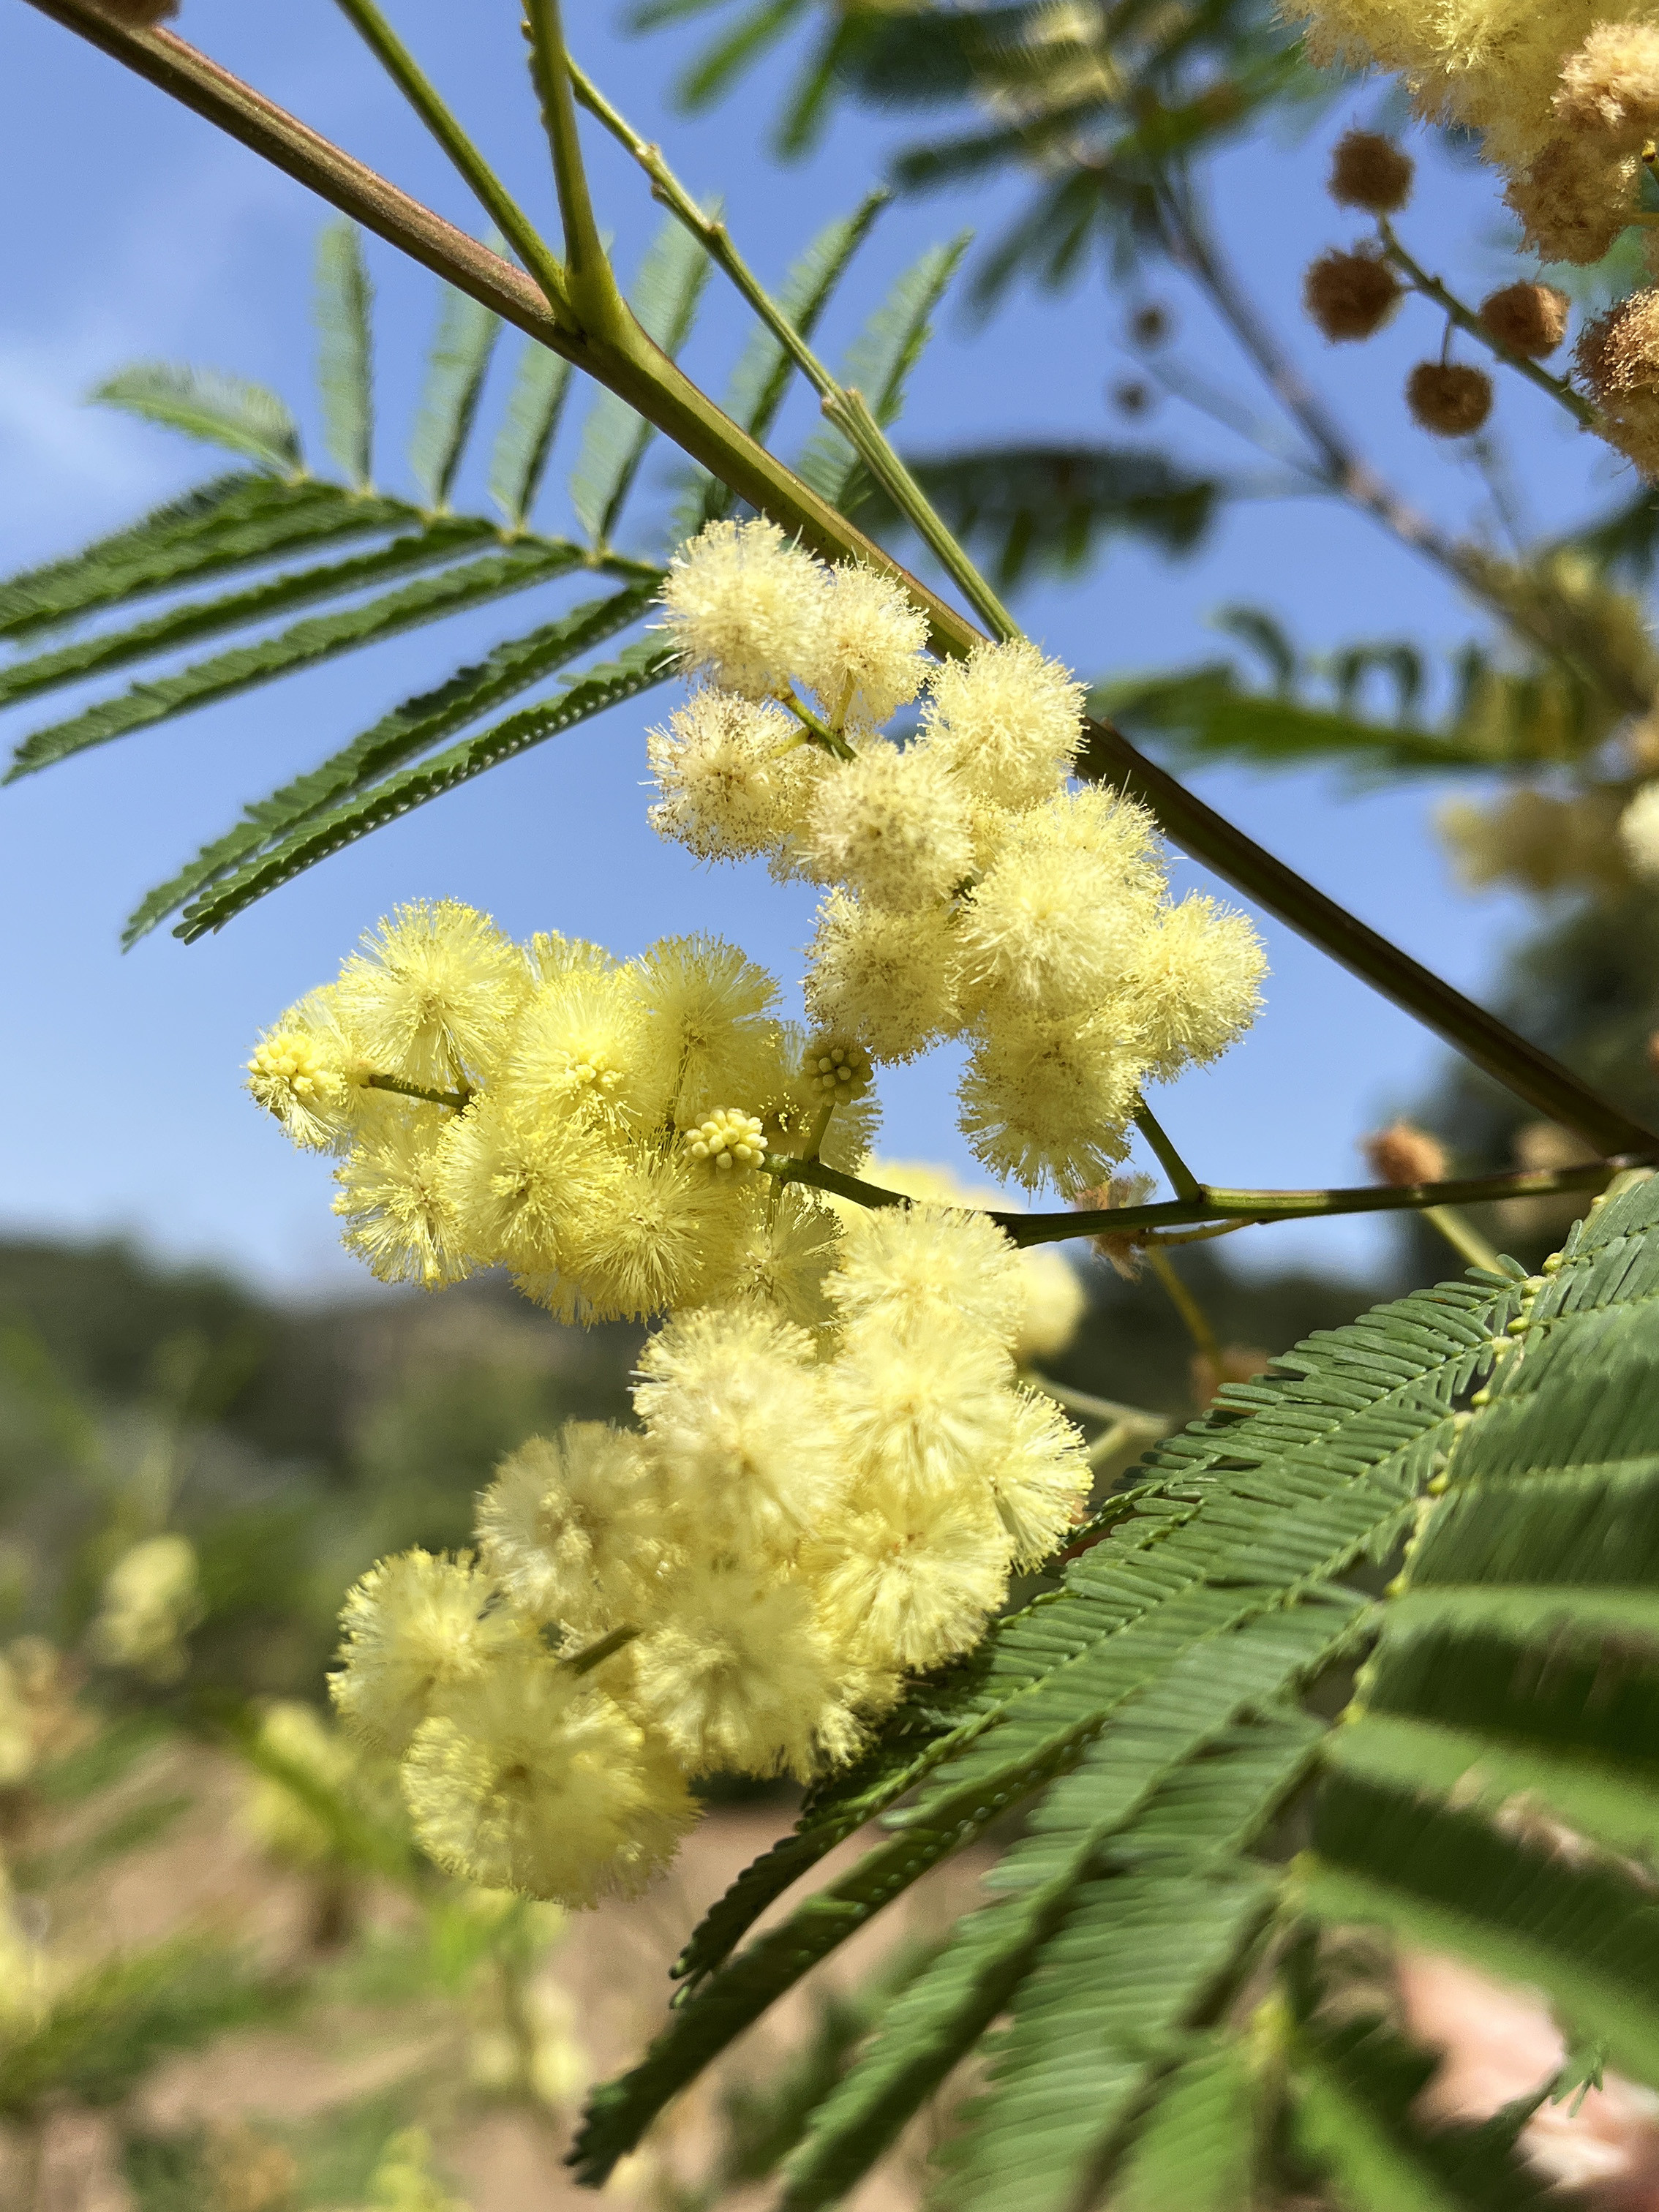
91, 364, 304, 475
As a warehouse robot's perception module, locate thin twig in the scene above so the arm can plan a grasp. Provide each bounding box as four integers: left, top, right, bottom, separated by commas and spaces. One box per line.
330, 0, 569, 314
523, 0, 630, 339
1376, 218, 1596, 430
1148, 1248, 1221, 1367
1135, 1103, 1205, 1201
569, 56, 1019, 637
764, 1147, 1636, 1248
364, 1072, 471, 1111
1422, 1203, 1505, 1272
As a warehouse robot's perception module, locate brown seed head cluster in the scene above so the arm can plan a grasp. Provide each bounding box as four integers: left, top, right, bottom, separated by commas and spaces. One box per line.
1303, 248, 1401, 342
1555, 23, 1659, 148
1577, 288, 1659, 476
1362, 1120, 1449, 1188
1478, 281, 1570, 358
1328, 129, 1415, 213
1406, 361, 1494, 436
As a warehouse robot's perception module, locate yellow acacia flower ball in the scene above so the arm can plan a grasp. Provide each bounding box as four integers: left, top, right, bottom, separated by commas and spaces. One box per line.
647, 690, 819, 862
807, 1492, 1014, 1675
557, 1150, 748, 1323
718, 1184, 843, 1332
799, 741, 974, 911
633, 933, 787, 1128
922, 636, 1086, 809
500, 960, 657, 1134
830, 1312, 1015, 1511
658, 516, 827, 699
625, 1564, 856, 1779
476, 1425, 673, 1635
333, 1117, 470, 1289
433, 1094, 600, 1276
1124, 896, 1267, 1081
333, 900, 529, 1091
984, 1388, 1094, 1568
798, 561, 932, 729
830, 1202, 1028, 1350
804, 889, 961, 1061
402, 1658, 697, 1903
331, 1551, 529, 1756
633, 1306, 837, 1561
960, 1010, 1144, 1195
958, 825, 1151, 1021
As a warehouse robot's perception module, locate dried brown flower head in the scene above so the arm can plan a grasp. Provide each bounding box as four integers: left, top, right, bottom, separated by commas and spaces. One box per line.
1303, 249, 1401, 342
1328, 129, 1415, 214
1074, 1172, 1156, 1279
1478, 281, 1570, 358
1406, 361, 1494, 437
1577, 287, 1659, 476
1555, 23, 1659, 148
1505, 138, 1635, 266
1362, 1120, 1449, 1187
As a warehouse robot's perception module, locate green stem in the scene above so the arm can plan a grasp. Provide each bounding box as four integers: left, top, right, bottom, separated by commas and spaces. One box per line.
821, 386, 1019, 638
330, 0, 570, 315
560, 1623, 640, 1676
781, 685, 857, 759
765, 1149, 1630, 1248
1147, 1248, 1221, 1368
363, 1072, 471, 1111
24, 0, 1659, 1158
1422, 1203, 1505, 1272
571, 58, 1017, 637
522, 0, 630, 339
1025, 1375, 1163, 1426
1134, 1102, 1205, 1202
1376, 218, 1596, 430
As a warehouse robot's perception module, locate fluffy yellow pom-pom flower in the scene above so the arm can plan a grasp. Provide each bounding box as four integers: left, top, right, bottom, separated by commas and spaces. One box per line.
922, 636, 1086, 810
799, 741, 974, 912
634, 1305, 836, 1560
799, 560, 931, 729
476, 1424, 674, 1636
804, 889, 961, 1062
806, 1492, 1014, 1674
830, 1201, 1028, 1350
332, 900, 529, 1091
330, 1551, 530, 1756
647, 690, 819, 862
625, 1565, 857, 1778
401, 1658, 697, 1903
658, 516, 826, 699
333, 1118, 470, 1289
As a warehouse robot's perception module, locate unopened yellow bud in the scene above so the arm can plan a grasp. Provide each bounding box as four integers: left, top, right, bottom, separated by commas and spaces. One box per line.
685, 1107, 767, 1173
805, 1039, 872, 1097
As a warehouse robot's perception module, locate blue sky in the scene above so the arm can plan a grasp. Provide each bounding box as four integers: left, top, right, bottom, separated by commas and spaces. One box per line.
0, 1, 1620, 1293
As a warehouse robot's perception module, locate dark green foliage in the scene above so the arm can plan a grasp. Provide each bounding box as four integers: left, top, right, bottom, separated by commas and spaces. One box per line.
0, 477, 414, 644
6, 540, 584, 780
140, 582, 663, 944
857, 444, 1220, 584
409, 280, 500, 512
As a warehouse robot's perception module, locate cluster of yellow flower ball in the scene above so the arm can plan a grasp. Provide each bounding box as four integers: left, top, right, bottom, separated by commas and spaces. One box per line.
326, 1204, 1091, 1903
244, 527, 1268, 1902
651, 519, 1264, 1192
